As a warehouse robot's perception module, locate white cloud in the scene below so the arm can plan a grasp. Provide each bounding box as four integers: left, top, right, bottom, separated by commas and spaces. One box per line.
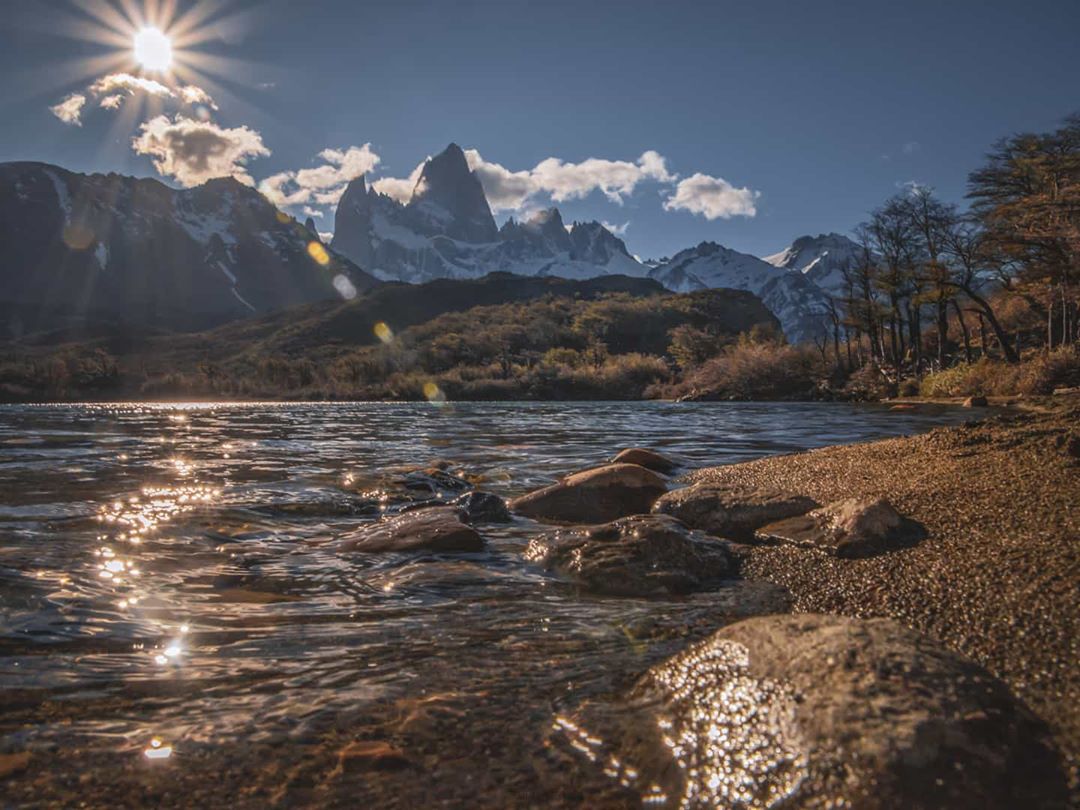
662, 173, 758, 220
132, 115, 270, 187
463, 149, 536, 212
259, 144, 380, 208
90, 73, 173, 99
371, 161, 425, 203
302, 206, 323, 218
601, 220, 629, 236
460, 148, 678, 211
178, 84, 218, 110
50, 93, 86, 126
87, 73, 216, 112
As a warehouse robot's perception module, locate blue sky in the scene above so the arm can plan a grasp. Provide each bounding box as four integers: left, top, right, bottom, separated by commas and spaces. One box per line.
0, 0, 1077, 259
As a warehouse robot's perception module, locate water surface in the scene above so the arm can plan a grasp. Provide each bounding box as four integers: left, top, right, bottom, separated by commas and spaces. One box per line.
0, 401, 972, 805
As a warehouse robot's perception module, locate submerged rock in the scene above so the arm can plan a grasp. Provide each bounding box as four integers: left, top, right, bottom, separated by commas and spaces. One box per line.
610, 447, 677, 474
652, 482, 817, 540
335, 506, 484, 553
613, 614, 1067, 809
523, 514, 736, 596
756, 497, 924, 558
509, 463, 668, 524
449, 490, 512, 523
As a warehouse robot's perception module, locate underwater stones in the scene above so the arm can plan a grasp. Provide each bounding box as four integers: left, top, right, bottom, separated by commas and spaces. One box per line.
626, 614, 1067, 810
755, 497, 925, 558
652, 482, 817, 541
449, 490, 512, 523
509, 463, 668, 524
335, 506, 484, 553
523, 514, 736, 596
610, 447, 677, 474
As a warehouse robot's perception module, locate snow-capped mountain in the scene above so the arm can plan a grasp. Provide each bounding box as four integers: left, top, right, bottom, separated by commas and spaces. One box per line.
648, 242, 833, 343
0, 162, 375, 337
765, 232, 865, 297
331, 143, 647, 284
330, 143, 846, 342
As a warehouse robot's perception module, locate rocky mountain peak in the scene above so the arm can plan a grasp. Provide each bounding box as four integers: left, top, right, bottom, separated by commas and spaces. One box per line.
408, 143, 497, 242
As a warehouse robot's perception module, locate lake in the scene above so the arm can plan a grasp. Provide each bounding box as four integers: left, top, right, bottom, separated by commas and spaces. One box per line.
0, 401, 975, 806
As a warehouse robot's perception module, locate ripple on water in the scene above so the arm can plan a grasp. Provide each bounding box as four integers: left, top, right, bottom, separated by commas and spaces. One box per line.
0, 401, 974, 801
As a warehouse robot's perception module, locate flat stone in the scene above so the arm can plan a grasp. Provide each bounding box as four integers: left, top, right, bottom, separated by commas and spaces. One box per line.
607, 614, 1067, 809
610, 447, 677, 474
524, 513, 736, 596
756, 497, 924, 558
335, 506, 484, 553
652, 482, 817, 541
509, 463, 668, 524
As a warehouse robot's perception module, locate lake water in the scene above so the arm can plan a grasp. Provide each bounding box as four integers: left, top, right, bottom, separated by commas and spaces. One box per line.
0, 401, 974, 806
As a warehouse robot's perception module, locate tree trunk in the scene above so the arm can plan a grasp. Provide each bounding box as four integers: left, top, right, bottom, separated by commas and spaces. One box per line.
952, 299, 972, 364
937, 300, 948, 367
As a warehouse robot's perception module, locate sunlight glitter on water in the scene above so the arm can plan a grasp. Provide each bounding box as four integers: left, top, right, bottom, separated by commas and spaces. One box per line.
0, 401, 976, 794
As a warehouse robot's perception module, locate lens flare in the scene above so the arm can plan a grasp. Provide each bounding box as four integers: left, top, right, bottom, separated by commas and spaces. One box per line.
373, 322, 394, 343
307, 241, 330, 266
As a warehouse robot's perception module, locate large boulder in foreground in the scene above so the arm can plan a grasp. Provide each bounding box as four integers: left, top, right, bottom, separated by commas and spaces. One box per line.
610, 447, 677, 474
756, 497, 925, 558
524, 514, 736, 596
652, 482, 817, 540
335, 506, 484, 553
608, 614, 1067, 809
509, 463, 668, 524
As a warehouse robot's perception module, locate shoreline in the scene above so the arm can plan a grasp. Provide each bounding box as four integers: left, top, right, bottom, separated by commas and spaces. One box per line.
686, 404, 1080, 795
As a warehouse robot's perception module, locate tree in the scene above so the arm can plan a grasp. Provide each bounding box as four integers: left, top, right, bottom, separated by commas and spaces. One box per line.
968, 114, 1080, 348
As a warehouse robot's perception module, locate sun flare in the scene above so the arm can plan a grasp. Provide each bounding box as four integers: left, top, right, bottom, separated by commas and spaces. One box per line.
133, 27, 172, 72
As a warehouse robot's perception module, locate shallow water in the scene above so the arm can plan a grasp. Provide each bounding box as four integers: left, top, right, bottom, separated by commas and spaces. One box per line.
0, 401, 973, 805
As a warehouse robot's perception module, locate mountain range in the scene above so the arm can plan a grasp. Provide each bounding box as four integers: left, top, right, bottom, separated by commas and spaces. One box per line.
0, 143, 862, 343
0, 161, 375, 339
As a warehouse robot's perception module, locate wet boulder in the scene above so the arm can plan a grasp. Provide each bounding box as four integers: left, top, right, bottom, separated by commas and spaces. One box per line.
523, 514, 736, 596
619, 614, 1067, 809
335, 506, 484, 553
755, 497, 925, 558
394, 466, 472, 497
964, 395, 989, 407
450, 490, 512, 523
509, 463, 668, 524
610, 447, 677, 474
652, 482, 817, 541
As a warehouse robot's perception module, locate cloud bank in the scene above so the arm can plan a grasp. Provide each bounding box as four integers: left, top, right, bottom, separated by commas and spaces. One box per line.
49, 74, 218, 126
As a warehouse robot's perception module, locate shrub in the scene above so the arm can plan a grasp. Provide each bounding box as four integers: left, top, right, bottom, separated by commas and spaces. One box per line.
675, 338, 817, 400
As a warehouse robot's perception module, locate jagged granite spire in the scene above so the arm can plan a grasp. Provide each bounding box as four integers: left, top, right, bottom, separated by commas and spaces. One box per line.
407, 143, 497, 242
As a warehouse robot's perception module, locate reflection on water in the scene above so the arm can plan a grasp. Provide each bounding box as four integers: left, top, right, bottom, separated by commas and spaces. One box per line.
0, 401, 971, 803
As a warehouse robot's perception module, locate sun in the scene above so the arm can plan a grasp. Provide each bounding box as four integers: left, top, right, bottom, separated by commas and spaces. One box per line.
133, 27, 173, 72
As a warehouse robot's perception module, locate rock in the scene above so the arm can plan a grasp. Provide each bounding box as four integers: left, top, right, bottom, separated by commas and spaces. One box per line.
524, 514, 736, 596
756, 497, 924, 558
652, 482, 817, 541
964, 395, 989, 407
335, 506, 484, 553
618, 614, 1067, 809
610, 447, 677, 474
450, 490, 511, 523
395, 466, 472, 496
509, 463, 668, 524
